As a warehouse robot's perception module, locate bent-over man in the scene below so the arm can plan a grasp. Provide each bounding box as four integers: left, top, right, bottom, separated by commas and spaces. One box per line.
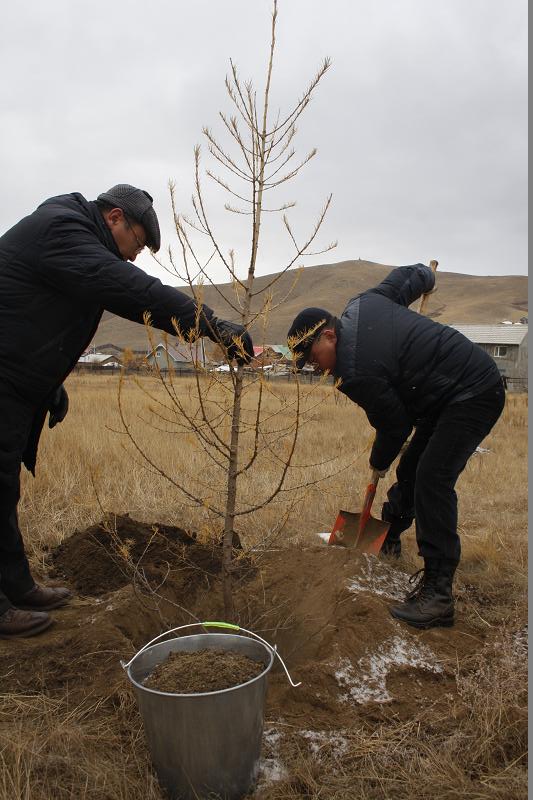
287, 264, 504, 629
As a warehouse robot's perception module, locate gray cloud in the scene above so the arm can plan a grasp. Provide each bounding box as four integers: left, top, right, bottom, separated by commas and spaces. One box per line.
0, 0, 527, 282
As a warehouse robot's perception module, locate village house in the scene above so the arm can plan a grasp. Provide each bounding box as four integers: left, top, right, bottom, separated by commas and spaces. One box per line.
250, 345, 291, 370
77, 352, 121, 368
145, 341, 205, 371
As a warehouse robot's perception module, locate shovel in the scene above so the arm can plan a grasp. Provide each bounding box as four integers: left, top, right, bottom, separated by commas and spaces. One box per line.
328, 469, 390, 554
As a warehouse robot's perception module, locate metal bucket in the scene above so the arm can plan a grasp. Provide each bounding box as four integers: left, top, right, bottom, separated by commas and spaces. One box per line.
126, 632, 274, 800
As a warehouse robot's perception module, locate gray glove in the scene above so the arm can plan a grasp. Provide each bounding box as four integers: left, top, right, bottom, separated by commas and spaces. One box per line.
48, 385, 69, 428
209, 318, 254, 365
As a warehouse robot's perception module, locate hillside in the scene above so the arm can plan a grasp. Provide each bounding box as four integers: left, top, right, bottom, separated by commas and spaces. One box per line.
92, 259, 528, 350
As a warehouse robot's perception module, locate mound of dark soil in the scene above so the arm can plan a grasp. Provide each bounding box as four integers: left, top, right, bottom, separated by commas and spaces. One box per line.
143, 649, 264, 693
51, 514, 222, 596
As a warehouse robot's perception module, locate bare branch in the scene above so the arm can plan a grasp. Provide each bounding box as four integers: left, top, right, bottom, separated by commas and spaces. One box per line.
267, 57, 331, 139
226, 61, 255, 128
203, 127, 253, 182
264, 149, 317, 189
206, 170, 254, 203
218, 112, 254, 166
264, 146, 296, 182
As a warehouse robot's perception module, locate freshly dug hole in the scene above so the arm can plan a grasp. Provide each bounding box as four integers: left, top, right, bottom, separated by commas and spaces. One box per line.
143, 649, 264, 693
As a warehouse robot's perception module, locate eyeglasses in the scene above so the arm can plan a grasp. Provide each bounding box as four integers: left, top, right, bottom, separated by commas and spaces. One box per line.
124, 215, 146, 253
307, 333, 323, 366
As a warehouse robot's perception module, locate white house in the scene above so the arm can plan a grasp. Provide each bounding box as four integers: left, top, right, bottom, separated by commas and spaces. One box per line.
77, 353, 121, 368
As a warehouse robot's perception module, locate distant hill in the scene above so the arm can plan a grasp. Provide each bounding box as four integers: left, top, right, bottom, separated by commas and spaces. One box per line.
92, 260, 528, 351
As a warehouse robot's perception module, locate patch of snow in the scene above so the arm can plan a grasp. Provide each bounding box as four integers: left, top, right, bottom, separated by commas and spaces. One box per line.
263, 727, 283, 747
258, 757, 288, 783
512, 625, 528, 658
334, 635, 443, 704
258, 758, 289, 788
257, 726, 288, 787
299, 729, 349, 757
346, 553, 411, 601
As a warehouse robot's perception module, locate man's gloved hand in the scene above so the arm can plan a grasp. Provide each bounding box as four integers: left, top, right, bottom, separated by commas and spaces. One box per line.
48, 385, 69, 429
209, 318, 254, 365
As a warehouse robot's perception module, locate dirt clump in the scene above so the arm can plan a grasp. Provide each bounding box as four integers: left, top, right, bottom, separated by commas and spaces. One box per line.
143, 649, 264, 693
50, 513, 222, 596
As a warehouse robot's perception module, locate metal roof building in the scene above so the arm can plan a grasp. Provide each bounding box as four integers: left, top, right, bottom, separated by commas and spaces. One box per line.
450, 324, 527, 389
450, 324, 528, 345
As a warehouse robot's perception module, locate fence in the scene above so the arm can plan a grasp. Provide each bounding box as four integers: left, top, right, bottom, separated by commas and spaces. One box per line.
72, 365, 526, 392
73, 365, 334, 384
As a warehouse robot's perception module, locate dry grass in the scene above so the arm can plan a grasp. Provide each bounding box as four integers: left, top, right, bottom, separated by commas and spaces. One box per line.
19, 372, 379, 558
0, 691, 161, 800
3, 374, 527, 800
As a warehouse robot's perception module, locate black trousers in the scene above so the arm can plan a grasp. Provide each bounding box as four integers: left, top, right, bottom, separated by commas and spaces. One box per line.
381, 381, 506, 563
0, 390, 36, 615
0, 476, 34, 613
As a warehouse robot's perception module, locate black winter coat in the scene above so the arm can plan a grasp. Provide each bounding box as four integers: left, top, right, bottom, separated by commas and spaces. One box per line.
0, 193, 215, 473
334, 264, 501, 470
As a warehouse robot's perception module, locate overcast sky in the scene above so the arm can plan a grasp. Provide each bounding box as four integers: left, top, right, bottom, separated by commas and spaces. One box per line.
1, 0, 527, 283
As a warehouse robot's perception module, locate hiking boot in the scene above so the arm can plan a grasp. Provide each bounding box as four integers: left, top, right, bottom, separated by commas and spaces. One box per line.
390, 558, 457, 629
402, 567, 425, 603
14, 584, 72, 612
0, 607, 53, 638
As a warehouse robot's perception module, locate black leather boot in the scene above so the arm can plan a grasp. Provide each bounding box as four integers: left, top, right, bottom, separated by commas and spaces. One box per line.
390, 558, 457, 629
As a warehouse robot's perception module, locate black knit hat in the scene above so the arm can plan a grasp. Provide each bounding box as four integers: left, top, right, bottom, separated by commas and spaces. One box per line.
287, 307, 333, 369
97, 184, 161, 252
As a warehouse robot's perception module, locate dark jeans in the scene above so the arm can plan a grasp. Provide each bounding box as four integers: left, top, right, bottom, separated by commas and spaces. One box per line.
381, 381, 506, 563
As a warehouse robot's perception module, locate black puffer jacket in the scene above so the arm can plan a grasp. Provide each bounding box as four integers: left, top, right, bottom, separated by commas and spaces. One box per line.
334, 264, 501, 470
0, 193, 215, 472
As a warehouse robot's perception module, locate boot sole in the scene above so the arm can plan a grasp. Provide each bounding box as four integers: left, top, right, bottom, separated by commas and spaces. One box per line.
15, 597, 71, 612
389, 608, 454, 629
0, 616, 54, 639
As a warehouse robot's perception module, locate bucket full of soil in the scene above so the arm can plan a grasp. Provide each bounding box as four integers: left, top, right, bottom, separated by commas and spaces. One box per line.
124, 624, 276, 800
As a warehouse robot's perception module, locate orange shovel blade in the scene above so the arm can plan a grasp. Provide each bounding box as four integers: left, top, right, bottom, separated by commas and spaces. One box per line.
328, 511, 390, 554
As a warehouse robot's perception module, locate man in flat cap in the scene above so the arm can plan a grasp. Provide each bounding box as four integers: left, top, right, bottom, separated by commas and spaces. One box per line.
0, 184, 253, 638
288, 264, 504, 630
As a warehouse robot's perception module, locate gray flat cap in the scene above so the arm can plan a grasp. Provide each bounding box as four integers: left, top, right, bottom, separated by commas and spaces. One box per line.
97, 184, 161, 251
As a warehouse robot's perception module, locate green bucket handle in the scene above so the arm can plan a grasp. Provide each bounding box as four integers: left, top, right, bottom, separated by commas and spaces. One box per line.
121, 621, 301, 688
202, 621, 240, 631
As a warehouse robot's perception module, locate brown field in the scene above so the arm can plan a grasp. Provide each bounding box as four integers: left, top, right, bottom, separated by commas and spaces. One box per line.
0, 374, 527, 800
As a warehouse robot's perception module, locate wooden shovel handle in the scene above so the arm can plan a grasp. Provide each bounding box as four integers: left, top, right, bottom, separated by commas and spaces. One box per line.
417, 259, 439, 316
358, 471, 381, 534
